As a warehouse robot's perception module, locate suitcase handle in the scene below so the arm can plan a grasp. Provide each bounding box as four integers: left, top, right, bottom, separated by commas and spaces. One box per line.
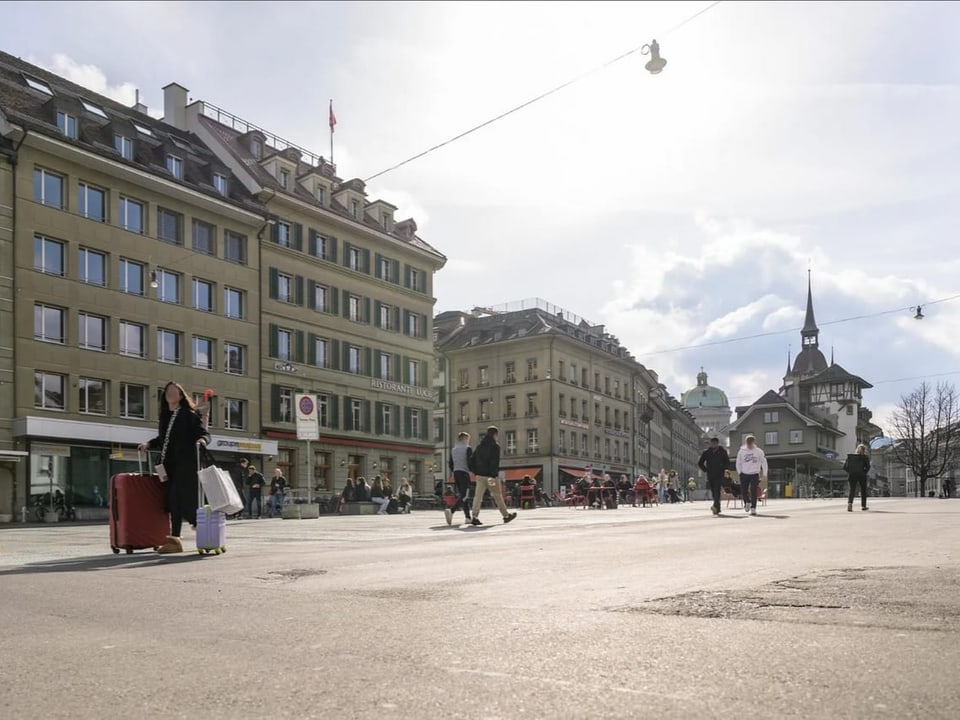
137, 448, 155, 476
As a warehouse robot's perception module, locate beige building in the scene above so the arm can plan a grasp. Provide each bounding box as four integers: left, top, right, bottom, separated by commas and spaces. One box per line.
0, 52, 270, 521
165, 86, 446, 494
435, 300, 699, 495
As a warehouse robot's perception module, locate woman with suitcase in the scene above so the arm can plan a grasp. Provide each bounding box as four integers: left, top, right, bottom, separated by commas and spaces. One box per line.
139, 381, 210, 554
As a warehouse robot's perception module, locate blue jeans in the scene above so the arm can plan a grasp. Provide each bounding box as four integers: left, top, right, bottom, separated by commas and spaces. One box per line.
270, 493, 285, 516
247, 492, 262, 518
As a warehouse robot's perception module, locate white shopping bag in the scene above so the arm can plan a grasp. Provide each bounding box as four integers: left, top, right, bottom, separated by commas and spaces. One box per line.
198, 464, 244, 515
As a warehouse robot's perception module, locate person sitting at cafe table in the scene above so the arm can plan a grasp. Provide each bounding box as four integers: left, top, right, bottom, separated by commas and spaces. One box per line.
617, 476, 633, 504
354, 476, 370, 502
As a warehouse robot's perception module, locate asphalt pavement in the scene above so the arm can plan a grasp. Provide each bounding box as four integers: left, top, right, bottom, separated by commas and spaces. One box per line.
1, 498, 958, 720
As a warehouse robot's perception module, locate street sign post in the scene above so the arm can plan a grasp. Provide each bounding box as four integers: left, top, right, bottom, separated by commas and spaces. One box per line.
295, 393, 319, 503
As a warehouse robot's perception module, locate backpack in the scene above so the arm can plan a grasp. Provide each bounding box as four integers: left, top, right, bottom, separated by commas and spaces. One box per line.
467, 445, 479, 474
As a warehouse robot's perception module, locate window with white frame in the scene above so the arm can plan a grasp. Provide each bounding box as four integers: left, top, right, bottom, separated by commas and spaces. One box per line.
764, 431, 779, 445
166, 155, 183, 179
505, 431, 517, 454
378, 256, 391, 281
379, 303, 391, 329
527, 429, 539, 453
78, 182, 105, 221
277, 272, 292, 303
157, 329, 181, 364
78, 312, 106, 351
192, 219, 215, 255
34, 304, 64, 344
225, 343, 245, 375
192, 336, 214, 370
119, 321, 145, 357
119, 383, 146, 418
318, 394, 330, 427
114, 134, 133, 160
78, 247, 106, 286
224, 398, 246, 430
351, 399, 362, 430
763, 411, 780, 423
279, 168, 290, 189
278, 387, 293, 423
78, 377, 107, 415
479, 398, 490, 421
348, 246, 362, 271
118, 258, 143, 295
409, 267, 420, 292
314, 338, 328, 368
193, 278, 214, 312
348, 295, 361, 322
789, 429, 804, 444
34, 235, 64, 276
409, 409, 420, 438
156, 269, 180, 304
382, 404, 393, 435
348, 345, 361, 374
224, 231, 246, 264
408, 359, 419, 386
379, 353, 391, 380
277, 221, 291, 247
277, 329, 292, 361
119, 196, 145, 234
314, 284, 327, 312
34, 371, 65, 410
224, 287, 244, 319
558, 429, 566, 452
407, 313, 419, 337
313, 233, 328, 259
213, 173, 228, 196
56, 111, 77, 139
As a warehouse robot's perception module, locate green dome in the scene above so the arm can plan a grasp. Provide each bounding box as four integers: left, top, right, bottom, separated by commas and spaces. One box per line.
681, 369, 729, 409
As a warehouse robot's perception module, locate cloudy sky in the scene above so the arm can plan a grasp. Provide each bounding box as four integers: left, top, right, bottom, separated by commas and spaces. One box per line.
4, 0, 958, 432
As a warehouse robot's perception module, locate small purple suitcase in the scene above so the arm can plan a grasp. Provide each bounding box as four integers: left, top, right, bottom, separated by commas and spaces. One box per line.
195, 446, 227, 555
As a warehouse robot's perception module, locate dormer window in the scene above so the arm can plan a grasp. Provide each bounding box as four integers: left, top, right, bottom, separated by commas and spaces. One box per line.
166, 154, 183, 180
57, 111, 77, 139
316, 184, 326, 204
80, 99, 108, 119
381, 212, 392, 230
250, 138, 262, 159
114, 134, 133, 161
24, 74, 53, 95
351, 199, 360, 219
213, 173, 228, 196
132, 122, 153, 137
279, 168, 289, 190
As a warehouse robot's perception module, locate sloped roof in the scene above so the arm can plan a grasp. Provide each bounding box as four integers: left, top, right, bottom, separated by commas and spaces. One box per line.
800, 363, 873, 389
728, 389, 843, 435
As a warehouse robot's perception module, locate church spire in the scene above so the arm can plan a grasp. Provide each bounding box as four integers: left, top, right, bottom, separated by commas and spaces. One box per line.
801, 270, 819, 348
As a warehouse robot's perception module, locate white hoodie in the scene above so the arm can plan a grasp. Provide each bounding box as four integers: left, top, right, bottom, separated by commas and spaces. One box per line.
736, 444, 768, 476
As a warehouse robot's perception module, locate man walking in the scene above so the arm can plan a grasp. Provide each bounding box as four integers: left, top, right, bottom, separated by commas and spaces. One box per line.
698, 437, 731, 516
470, 426, 517, 527
446, 432, 475, 526
246, 464, 265, 519
735, 435, 768, 516
268, 467, 287, 518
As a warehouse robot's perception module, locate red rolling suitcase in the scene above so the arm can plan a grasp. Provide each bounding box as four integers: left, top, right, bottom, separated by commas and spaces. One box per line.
109, 452, 170, 554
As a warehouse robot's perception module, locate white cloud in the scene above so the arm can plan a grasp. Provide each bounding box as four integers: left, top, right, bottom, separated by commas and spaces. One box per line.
32, 53, 138, 106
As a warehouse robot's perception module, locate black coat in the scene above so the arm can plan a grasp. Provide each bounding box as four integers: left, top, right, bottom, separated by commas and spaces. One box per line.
698, 446, 730, 481
147, 406, 210, 522
844, 454, 870, 478
473, 436, 501, 477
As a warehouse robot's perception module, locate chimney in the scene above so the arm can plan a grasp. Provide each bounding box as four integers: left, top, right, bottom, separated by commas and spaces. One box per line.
132, 89, 149, 116
162, 82, 189, 130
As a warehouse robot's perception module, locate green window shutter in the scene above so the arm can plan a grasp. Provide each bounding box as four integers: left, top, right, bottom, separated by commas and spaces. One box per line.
393, 353, 402, 382
393, 405, 402, 436
420, 409, 429, 441
375, 402, 384, 435
342, 289, 350, 318
362, 248, 371, 274
270, 219, 279, 244
293, 223, 303, 251
342, 343, 350, 372
268, 323, 278, 358
420, 313, 429, 338
343, 397, 353, 431
330, 286, 339, 315
307, 333, 317, 365
328, 236, 338, 263
270, 384, 281, 423
391, 259, 400, 285
404, 407, 412, 439
308, 228, 317, 256
363, 400, 372, 433
268, 268, 279, 300
342, 241, 351, 268
374, 253, 383, 279
402, 356, 411, 384
307, 280, 316, 310
295, 330, 305, 363
403, 264, 411, 289
331, 339, 340, 370
393, 307, 400, 333
373, 300, 382, 328
364, 297, 371, 324
330, 393, 340, 429
364, 347, 372, 376
295, 276, 304, 306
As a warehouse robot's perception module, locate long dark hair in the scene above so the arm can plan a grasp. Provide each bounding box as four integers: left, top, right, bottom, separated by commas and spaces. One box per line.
160, 380, 197, 422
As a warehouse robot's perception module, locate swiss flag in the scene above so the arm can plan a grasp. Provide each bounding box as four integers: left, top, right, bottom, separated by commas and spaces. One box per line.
329, 100, 337, 133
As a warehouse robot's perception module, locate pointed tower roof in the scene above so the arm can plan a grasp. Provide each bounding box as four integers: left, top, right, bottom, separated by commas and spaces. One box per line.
802, 269, 819, 339
791, 271, 828, 376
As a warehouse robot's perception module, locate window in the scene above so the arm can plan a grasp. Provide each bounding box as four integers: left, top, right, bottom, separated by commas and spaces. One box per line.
408, 359, 419, 386
846, 406, 855, 416
594, 403, 601, 425
78, 182, 106, 222
595, 373, 601, 391
34, 235, 64, 276
318, 395, 331, 428
34, 304, 64, 343
157, 329, 182, 364
78, 98, 107, 118
407, 313, 419, 336
316, 185, 326, 204
119, 321, 145, 357
351, 199, 360, 219
277, 221, 291, 247
409, 267, 420, 292
526, 393, 538, 417
558, 430, 566, 452
569, 363, 577, 383
224, 399, 247, 430
526, 358, 538, 381
434, 417, 445, 443
458, 369, 469, 389
250, 138, 262, 159
224, 231, 246, 264
24, 75, 52, 94
33, 168, 64, 208
192, 336, 214, 370
224, 287, 244, 319
582, 400, 589, 422
277, 329, 293, 361
225, 343, 245, 375
527, 429, 539, 453
479, 366, 489, 387
504, 361, 515, 384
351, 399, 362, 430
458, 401, 469, 423
34, 371, 65, 410
79, 378, 107, 415
409, 409, 420, 439
558, 393, 566, 416
314, 284, 328, 312
505, 395, 516, 418
581, 368, 588, 387
119, 196, 145, 234
78, 312, 106, 351
192, 220, 216, 254
381, 404, 393, 435
604, 438, 611, 459
479, 399, 490, 421
379, 303, 391, 329
57, 111, 77, 139
348, 295, 361, 322
378, 256, 391, 281
120, 383, 146, 419
312, 233, 329, 260
156, 269, 180, 304
78, 247, 106, 286
315, 338, 328, 368
277, 273, 292, 303
505, 431, 517, 454
166, 155, 183, 179
605, 376, 611, 395
119, 258, 144, 295
213, 173, 228, 196
594, 437, 601, 458
379, 353, 391, 379
789, 430, 804, 445
348, 246, 361, 271
279, 168, 290, 189
278, 387, 293, 423
763, 411, 780, 424
764, 431, 779, 446
157, 208, 182, 244
581, 434, 588, 454
558, 361, 565, 381
348, 345, 361, 374
133, 122, 153, 137
114, 134, 133, 160
192, 278, 214, 312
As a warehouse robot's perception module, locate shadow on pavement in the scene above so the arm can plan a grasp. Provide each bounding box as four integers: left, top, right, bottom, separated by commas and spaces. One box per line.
0, 552, 207, 576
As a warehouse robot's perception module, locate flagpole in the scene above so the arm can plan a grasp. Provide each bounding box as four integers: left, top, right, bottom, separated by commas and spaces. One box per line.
329, 99, 334, 164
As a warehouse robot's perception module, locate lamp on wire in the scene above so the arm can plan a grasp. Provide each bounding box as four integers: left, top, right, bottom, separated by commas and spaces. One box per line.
915, 305, 924, 320
641, 39, 667, 75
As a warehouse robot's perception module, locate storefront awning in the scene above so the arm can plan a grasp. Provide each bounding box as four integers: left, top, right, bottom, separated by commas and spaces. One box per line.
0, 450, 28, 464
559, 466, 595, 477
501, 466, 541, 482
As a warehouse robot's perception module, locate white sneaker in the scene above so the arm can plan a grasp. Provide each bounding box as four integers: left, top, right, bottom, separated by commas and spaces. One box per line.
444, 508, 453, 526
750, 509, 757, 516
744, 505, 750, 514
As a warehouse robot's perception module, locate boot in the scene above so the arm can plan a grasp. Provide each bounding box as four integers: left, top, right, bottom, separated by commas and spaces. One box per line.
847, 504, 853, 513
157, 536, 184, 554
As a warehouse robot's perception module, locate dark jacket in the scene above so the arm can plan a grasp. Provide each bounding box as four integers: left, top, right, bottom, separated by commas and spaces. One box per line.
473, 435, 501, 477
354, 483, 370, 502
698, 446, 730, 480
843, 453, 870, 477
270, 475, 287, 495
247, 471, 265, 494
147, 405, 210, 521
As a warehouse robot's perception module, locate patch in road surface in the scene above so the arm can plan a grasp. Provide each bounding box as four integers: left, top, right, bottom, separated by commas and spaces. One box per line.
257, 568, 328, 583
613, 566, 960, 632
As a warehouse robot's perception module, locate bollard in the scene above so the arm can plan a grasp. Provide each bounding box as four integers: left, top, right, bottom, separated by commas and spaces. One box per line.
21, 506, 27, 523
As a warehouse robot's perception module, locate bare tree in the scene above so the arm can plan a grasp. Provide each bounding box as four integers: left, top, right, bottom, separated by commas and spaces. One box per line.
890, 382, 960, 496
